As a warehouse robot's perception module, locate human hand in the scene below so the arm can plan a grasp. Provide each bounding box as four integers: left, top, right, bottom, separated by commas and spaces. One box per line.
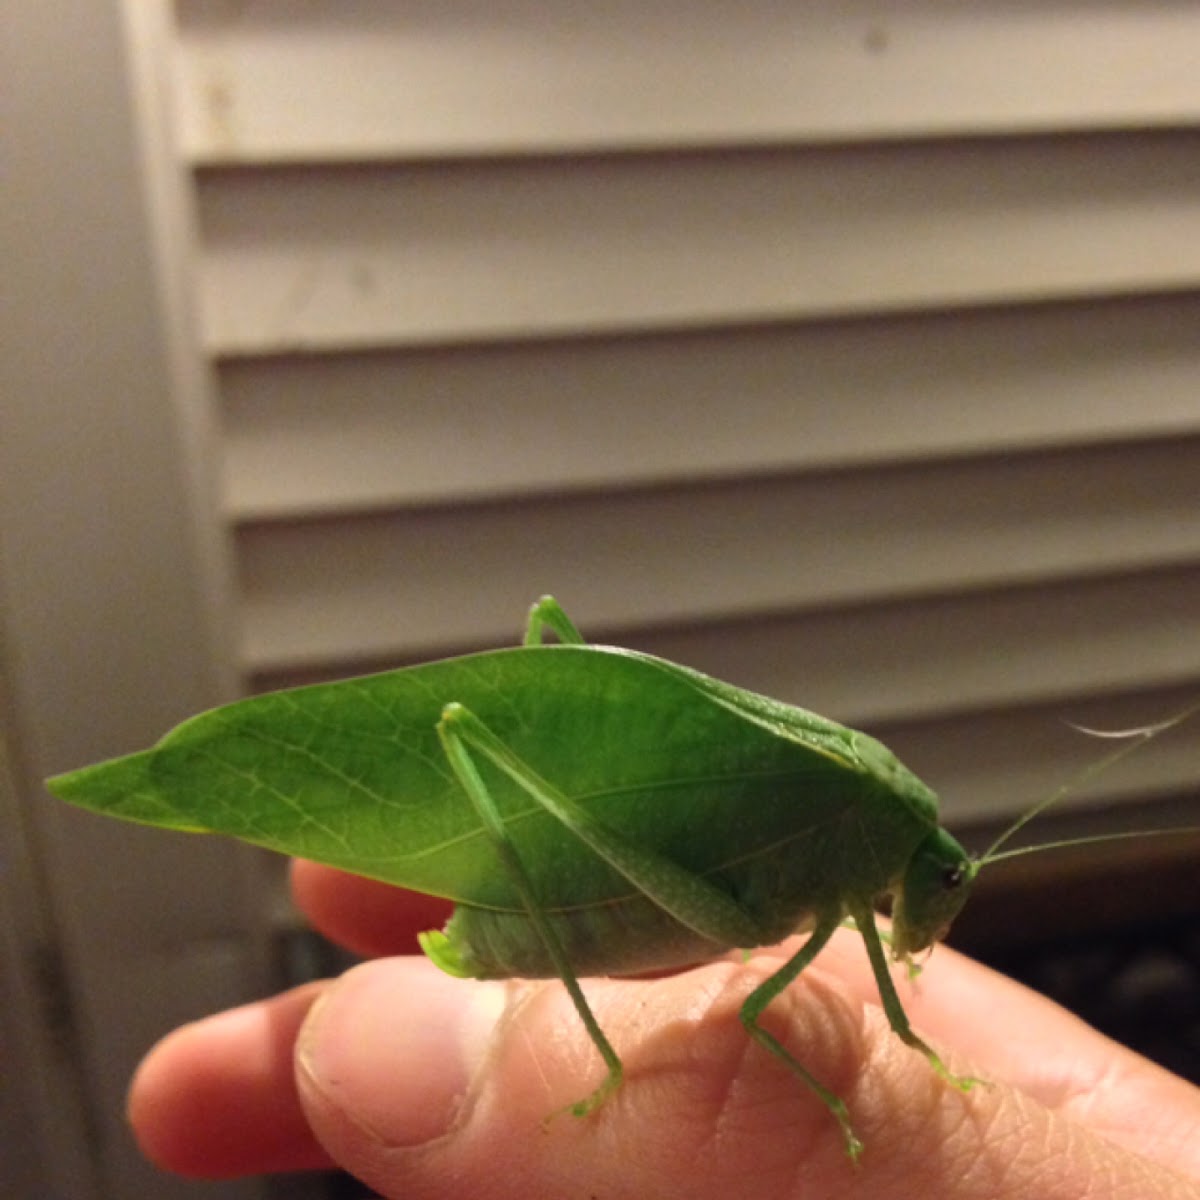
130, 861, 1200, 1199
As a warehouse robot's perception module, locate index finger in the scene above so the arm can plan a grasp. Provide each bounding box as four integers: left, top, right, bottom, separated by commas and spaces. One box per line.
805, 929, 1200, 1179
290, 861, 1200, 1177
293, 953, 1200, 1200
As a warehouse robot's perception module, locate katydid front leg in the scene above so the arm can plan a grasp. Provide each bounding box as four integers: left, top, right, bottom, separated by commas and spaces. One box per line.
847, 901, 985, 1094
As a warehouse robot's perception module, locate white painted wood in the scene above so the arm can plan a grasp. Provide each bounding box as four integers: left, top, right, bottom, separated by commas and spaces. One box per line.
614, 566, 1200, 730
879, 683, 1200, 828
220, 293, 1200, 517
174, 0, 1200, 161
3, 2, 269, 1196
235, 437, 1200, 669
248, 560, 1200, 736
0, 705, 100, 1199
196, 132, 1200, 355
123, 0, 244, 700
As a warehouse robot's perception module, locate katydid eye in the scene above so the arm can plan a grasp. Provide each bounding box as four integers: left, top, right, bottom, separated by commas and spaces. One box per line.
940, 863, 966, 890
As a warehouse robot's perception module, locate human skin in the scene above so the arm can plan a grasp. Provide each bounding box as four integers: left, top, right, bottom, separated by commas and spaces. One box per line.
129, 860, 1200, 1200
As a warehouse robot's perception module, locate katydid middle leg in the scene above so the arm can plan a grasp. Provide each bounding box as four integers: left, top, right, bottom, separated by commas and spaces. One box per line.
847, 901, 984, 1093
736, 911, 865, 1159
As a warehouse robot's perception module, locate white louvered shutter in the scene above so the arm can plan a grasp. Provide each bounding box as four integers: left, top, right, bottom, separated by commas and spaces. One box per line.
172, 1, 1200, 827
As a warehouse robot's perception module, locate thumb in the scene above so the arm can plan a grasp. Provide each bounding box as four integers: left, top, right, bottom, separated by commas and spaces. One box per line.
295, 953, 1198, 1200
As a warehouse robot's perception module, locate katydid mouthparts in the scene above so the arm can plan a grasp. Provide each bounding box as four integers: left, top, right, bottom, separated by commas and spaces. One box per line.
46, 596, 1199, 1160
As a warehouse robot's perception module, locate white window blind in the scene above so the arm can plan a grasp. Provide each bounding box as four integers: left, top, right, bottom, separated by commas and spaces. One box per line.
167, 0, 1199, 827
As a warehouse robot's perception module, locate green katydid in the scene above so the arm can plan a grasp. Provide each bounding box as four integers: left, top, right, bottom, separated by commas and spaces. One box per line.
46, 595, 1198, 1160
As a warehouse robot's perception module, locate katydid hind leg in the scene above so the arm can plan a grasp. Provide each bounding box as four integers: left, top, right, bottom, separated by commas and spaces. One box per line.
440, 703, 767, 949
436, 707, 622, 1116
523, 595, 586, 646
438, 700, 807, 1125
737, 912, 865, 1160
848, 903, 983, 1093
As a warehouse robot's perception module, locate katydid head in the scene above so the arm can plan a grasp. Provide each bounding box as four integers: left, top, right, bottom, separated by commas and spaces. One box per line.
891, 702, 1200, 960
891, 827, 978, 957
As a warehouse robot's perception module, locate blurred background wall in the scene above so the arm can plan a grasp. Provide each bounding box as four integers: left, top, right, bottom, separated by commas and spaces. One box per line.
3, 3, 1198, 1196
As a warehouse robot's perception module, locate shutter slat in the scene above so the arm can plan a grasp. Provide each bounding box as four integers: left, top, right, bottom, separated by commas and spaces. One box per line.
880, 684, 1200, 827
175, 1, 1200, 162
221, 294, 1200, 518
235, 437, 1200, 669
197, 133, 1200, 356
248, 564, 1200, 731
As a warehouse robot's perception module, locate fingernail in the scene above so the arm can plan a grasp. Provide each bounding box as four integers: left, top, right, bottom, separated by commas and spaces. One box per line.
297, 958, 505, 1147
